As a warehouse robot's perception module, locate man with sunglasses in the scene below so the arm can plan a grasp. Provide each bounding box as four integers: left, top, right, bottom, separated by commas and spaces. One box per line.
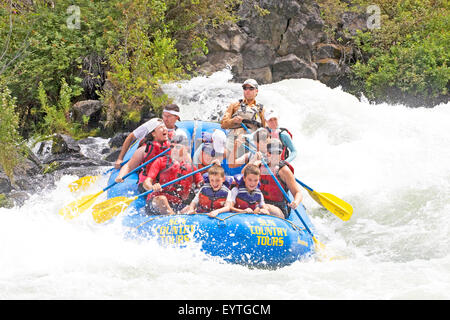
221, 79, 266, 167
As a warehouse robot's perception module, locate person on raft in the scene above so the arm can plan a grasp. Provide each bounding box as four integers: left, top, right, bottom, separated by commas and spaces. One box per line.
181, 164, 232, 218
262, 108, 297, 163
235, 127, 271, 170
229, 164, 284, 218
221, 79, 266, 168
193, 129, 227, 169
114, 104, 182, 169
140, 133, 204, 215
248, 140, 303, 219
114, 118, 171, 183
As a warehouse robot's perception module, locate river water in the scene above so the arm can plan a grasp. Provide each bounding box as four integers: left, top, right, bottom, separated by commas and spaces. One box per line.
1, 69, 449, 299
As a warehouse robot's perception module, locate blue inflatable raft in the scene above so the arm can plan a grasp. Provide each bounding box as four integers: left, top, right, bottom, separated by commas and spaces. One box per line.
105, 120, 316, 268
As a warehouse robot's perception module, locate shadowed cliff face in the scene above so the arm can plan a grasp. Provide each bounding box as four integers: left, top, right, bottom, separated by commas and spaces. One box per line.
196, 0, 367, 87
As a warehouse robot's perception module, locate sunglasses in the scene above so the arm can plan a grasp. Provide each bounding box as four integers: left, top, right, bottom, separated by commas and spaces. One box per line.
243, 86, 256, 91
268, 149, 283, 155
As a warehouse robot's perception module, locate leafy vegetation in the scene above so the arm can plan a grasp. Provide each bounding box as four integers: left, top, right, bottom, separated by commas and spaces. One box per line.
0, 0, 448, 177
350, 0, 449, 105
317, 0, 449, 106
0, 0, 239, 137
0, 82, 26, 181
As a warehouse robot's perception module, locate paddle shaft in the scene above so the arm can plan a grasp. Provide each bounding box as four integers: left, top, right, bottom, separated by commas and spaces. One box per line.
103, 147, 171, 193
241, 141, 315, 238
135, 163, 214, 199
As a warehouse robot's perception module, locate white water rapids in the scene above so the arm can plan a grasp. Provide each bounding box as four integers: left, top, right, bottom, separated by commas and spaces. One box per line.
1, 69, 449, 299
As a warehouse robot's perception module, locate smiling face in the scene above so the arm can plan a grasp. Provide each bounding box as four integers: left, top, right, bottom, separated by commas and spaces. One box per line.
152, 124, 168, 142
209, 174, 225, 191
243, 173, 260, 192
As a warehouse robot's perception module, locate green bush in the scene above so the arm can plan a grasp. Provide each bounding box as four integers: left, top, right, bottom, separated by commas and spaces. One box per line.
349, 0, 449, 105
0, 83, 26, 181
0, 0, 240, 137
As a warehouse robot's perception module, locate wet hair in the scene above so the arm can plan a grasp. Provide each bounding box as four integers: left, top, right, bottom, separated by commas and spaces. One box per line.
243, 164, 260, 177
208, 165, 225, 178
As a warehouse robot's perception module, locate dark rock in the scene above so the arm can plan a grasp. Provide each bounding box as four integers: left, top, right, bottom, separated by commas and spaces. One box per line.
272, 54, 317, 81
316, 58, 341, 81
0, 172, 12, 194
108, 132, 130, 148
241, 40, 275, 70
72, 100, 103, 122
51, 134, 80, 154
104, 149, 121, 162
315, 43, 342, 60
238, 66, 273, 84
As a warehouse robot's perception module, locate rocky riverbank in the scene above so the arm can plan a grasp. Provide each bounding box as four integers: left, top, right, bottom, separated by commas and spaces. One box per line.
0, 133, 127, 208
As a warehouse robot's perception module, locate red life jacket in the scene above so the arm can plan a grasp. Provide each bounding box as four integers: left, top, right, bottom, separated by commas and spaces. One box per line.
197, 184, 230, 213
234, 178, 264, 210
259, 160, 294, 204
148, 157, 196, 204
138, 140, 171, 184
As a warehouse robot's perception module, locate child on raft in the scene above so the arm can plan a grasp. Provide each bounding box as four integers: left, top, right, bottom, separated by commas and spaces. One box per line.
230, 164, 283, 218
181, 164, 232, 218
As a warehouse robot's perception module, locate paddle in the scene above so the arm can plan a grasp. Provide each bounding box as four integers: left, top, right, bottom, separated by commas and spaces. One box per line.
294, 178, 352, 221
91, 163, 214, 224
240, 123, 353, 221
59, 147, 171, 220
68, 160, 128, 192
260, 155, 324, 249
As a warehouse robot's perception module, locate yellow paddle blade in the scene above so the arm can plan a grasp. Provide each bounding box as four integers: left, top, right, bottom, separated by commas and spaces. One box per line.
58, 191, 103, 219
91, 196, 137, 224
308, 190, 353, 221
68, 175, 99, 192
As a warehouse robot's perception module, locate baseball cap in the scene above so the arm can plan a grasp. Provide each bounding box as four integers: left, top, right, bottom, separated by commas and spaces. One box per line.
144, 118, 164, 134
212, 129, 226, 154
242, 79, 258, 89
265, 108, 278, 120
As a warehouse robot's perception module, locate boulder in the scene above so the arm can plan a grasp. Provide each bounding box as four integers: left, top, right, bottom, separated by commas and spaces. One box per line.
316, 58, 341, 80
241, 40, 275, 70
72, 99, 102, 122
315, 43, 343, 60
272, 54, 317, 81
51, 134, 81, 154
237, 66, 273, 84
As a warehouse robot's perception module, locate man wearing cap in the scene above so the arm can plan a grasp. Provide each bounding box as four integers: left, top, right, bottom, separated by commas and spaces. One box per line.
221, 79, 266, 167
114, 104, 181, 169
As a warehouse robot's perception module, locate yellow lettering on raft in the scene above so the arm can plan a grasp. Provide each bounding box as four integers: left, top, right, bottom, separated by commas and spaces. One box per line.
157, 222, 195, 244
249, 223, 287, 247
